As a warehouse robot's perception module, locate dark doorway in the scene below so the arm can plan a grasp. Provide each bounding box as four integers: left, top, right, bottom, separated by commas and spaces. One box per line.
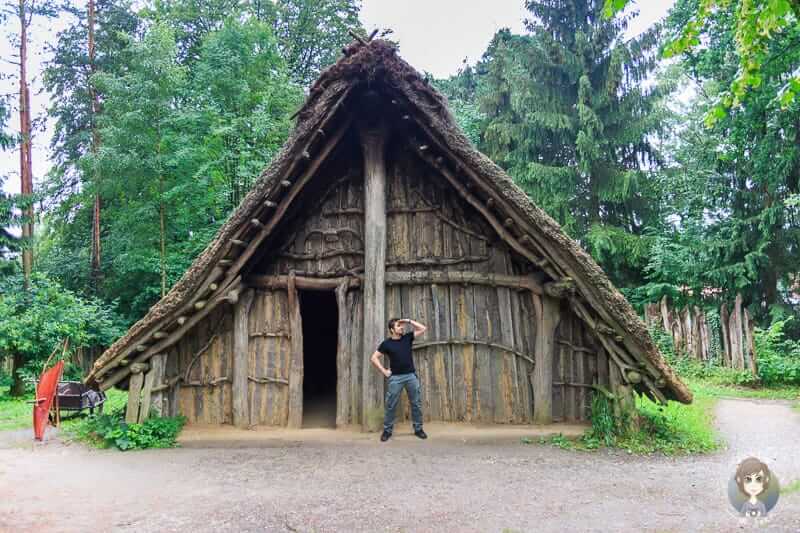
299, 289, 338, 428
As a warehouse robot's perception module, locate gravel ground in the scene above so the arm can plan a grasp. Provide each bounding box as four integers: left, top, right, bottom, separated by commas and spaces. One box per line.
1, 398, 799, 533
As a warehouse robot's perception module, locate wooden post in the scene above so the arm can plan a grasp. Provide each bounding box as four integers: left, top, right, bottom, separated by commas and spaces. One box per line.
125, 363, 146, 424
233, 288, 255, 428
138, 355, 164, 423
149, 354, 167, 417
335, 280, 350, 427
359, 120, 388, 431
532, 292, 560, 424
287, 273, 304, 428
720, 303, 731, 367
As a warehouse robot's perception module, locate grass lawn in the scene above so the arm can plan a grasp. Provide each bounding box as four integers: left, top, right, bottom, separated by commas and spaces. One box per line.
0, 386, 127, 433
685, 379, 800, 401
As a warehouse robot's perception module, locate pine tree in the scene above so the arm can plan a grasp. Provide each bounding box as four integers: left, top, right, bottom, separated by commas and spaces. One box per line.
477, 0, 670, 286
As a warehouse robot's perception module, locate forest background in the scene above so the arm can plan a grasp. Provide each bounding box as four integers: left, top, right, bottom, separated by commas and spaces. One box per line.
1, 0, 799, 397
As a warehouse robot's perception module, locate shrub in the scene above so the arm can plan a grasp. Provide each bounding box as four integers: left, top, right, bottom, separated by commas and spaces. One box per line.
754, 318, 800, 386
69, 409, 186, 451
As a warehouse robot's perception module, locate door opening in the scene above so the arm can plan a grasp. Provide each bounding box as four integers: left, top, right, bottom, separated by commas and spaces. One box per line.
299, 289, 338, 428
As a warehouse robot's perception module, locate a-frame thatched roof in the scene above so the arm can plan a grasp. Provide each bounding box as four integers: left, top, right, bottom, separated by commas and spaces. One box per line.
85, 39, 691, 405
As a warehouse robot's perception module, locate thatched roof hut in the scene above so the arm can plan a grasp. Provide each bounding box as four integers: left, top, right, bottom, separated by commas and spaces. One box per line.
86, 38, 690, 430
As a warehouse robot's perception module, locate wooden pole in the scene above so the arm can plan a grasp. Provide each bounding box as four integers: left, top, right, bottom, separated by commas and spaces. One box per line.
232, 288, 254, 428
335, 280, 350, 427
125, 363, 147, 424
532, 292, 560, 424
359, 120, 388, 431
287, 273, 304, 428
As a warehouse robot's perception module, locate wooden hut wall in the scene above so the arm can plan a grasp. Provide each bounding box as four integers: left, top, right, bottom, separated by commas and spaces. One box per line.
160, 305, 235, 424
381, 149, 541, 423
159, 129, 614, 425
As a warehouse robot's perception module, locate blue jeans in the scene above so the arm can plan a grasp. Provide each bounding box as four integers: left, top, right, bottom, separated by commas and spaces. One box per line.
383, 372, 423, 433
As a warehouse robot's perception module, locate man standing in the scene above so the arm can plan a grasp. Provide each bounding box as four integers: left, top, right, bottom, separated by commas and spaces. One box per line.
370, 317, 428, 442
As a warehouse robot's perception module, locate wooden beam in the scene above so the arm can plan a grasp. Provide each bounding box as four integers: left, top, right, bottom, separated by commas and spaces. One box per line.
233, 288, 255, 428
246, 270, 544, 293
287, 273, 304, 429
532, 293, 560, 424
359, 120, 388, 431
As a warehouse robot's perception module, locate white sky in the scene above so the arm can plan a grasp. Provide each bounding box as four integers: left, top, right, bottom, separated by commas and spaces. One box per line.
0, 0, 675, 197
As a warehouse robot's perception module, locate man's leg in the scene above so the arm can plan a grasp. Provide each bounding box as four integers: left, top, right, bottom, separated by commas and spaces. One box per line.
383, 375, 402, 434
406, 373, 424, 432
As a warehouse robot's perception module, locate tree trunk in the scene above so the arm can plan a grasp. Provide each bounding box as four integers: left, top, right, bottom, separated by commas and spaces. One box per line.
9, 352, 26, 396
89, 0, 103, 292
18, 0, 33, 290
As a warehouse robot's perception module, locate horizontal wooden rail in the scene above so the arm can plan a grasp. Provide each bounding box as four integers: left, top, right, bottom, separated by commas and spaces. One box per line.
411, 340, 535, 366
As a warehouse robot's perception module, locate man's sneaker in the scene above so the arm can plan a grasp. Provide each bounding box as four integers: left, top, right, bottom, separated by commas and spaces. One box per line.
414, 429, 428, 439
380, 431, 392, 442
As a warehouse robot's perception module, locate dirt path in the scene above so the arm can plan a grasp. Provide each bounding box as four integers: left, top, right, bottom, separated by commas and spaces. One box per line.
1, 398, 799, 532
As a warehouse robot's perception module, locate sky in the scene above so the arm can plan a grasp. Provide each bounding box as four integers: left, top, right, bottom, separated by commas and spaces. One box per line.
0, 0, 676, 198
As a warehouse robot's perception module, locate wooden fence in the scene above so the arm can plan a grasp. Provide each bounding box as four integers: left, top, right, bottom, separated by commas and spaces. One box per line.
643, 294, 758, 375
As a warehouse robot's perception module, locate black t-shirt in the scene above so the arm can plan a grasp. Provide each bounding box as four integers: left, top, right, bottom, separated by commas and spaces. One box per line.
377, 332, 415, 374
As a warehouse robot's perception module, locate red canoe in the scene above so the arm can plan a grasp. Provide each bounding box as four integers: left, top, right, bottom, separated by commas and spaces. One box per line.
33, 360, 64, 441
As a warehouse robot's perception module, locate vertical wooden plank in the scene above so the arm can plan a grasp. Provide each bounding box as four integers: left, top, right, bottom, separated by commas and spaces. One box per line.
125, 365, 145, 424
280, 290, 292, 426
510, 291, 527, 422
148, 353, 167, 418
335, 281, 350, 427
233, 288, 254, 428
350, 289, 364, 425
431, 283, 453, 421
251, 292, 264, 425
532, 293, 559, 424
497, 284, 517, 423
287, 273, 304, 428
471, 284, 493, 423
139, 366, 154, 423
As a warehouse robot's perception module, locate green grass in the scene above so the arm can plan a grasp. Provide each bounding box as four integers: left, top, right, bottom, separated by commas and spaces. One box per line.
523, 386, 722, 456
783, 479, 800, 496
685, 379, 800, 401
0, 388, 33, 431
0, 385, 127, 433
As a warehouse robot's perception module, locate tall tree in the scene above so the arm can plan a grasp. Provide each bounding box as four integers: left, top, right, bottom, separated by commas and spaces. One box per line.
92, 22, 186, 298
476, 0, 670, 286
189, 17, 302, 209
606, 0, 800, 116
40, 0, 139, 292
2, 0, 56, 395
652, 0, 800, 319
261, 0, 363, 86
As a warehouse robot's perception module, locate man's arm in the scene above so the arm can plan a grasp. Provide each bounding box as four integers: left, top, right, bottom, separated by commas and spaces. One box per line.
402, 318, 427, 338
370, 350, 391, 377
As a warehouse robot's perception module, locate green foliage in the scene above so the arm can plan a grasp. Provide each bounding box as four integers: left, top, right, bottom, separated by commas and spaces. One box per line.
69, 408, 186, 450
618, 390, 721, 455
468, 0, 671, 287
605, 0, 800, 115
0, 272, 125, 392
753, 318, 800, 386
